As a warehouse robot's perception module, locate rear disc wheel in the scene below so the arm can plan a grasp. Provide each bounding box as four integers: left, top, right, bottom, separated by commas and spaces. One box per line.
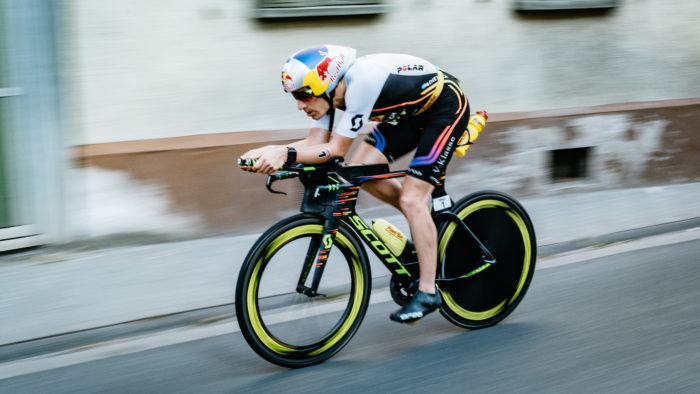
437, 191, 537, 329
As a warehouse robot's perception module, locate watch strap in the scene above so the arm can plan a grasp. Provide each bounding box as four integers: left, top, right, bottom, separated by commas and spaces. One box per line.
285, 147, 297, 165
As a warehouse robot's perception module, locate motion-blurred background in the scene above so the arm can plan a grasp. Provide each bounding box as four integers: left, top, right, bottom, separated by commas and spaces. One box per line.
1, 0, 699, 251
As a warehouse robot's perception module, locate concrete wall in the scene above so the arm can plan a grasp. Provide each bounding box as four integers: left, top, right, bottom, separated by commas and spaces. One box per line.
52, 0, 700, 242
59, 0, 700, 144
72, 99, 700, 241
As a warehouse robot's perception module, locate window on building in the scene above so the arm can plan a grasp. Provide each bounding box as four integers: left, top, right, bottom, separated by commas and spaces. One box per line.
252, 0, 388, 19
551, 147, 591, 181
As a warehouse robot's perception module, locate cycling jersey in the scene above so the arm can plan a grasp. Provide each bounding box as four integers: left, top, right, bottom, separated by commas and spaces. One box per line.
312, 53, 469, 187
312, 54, 440, 137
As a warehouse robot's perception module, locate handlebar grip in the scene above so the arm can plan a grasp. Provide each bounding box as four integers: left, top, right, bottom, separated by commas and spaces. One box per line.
238, 157, 287, 171
238, 158, 256, 167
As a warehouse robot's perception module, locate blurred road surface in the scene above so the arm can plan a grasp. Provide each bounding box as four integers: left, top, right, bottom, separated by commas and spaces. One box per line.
1, 235, 699, 393
2, 183, 700, 347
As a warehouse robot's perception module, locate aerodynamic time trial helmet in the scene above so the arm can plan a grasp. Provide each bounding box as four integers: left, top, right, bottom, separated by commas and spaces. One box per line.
281, 45, 356, 101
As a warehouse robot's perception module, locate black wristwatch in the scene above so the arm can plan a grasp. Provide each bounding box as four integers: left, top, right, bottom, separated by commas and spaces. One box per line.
285, 147, 297, 165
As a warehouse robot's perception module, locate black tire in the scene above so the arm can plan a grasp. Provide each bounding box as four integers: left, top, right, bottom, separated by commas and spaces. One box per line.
235, 214, 371, 368
437, 191, 537, 329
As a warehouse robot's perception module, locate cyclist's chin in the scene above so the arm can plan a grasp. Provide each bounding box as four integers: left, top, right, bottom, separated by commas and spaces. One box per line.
308, 112, 325, 120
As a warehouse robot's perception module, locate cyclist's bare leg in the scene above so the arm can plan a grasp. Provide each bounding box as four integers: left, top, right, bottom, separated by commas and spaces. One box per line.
350, 142, 438, 291
389, 175, 441, 323
349, 142, 402, 211
399, 176, 437, 294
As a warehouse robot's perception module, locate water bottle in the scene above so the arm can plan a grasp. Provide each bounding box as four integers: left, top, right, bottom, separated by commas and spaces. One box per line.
372, 219, 417, 262
454, 110, 488, 157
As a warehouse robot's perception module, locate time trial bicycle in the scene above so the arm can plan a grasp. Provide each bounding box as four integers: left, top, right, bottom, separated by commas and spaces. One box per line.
235, 156, 536, 368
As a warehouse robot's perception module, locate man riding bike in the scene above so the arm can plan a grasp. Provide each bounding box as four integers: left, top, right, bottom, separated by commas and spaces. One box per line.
240, 45, 470, 324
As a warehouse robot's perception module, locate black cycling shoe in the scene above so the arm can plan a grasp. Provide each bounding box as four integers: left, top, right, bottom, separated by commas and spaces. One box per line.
390, 290, 442, 324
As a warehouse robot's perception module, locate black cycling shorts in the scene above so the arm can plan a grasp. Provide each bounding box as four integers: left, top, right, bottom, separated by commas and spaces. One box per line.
364, 73, 470, 187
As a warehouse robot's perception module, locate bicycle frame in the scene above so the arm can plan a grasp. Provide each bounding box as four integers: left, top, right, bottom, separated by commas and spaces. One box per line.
265, 158, 497, 297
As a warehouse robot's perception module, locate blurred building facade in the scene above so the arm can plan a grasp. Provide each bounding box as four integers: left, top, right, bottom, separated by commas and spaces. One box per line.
2, 0, 699, 250
59, 0, 700, 145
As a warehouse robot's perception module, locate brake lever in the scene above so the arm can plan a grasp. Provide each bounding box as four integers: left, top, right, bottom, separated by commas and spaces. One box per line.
265, 171, 299, 195
266, 174, 287, 195
238, 157, 288, 195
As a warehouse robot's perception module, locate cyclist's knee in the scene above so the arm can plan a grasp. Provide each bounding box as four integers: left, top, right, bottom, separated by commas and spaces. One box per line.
399, 182, 432, 215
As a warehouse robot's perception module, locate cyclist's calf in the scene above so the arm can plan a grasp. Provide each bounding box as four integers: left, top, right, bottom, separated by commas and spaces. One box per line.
398, 176, 438, 295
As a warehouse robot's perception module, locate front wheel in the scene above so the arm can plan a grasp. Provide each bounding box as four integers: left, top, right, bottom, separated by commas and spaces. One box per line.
235, 214, 371, 368
437, 191, 537, 329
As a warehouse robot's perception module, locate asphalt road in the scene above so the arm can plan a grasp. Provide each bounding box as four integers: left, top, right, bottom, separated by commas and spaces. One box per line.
2, 238, 699, 393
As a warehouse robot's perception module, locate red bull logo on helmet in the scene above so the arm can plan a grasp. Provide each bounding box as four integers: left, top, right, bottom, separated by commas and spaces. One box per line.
281, 72, 295, 91
315, 56, 332, 82
303, 52, 346, 96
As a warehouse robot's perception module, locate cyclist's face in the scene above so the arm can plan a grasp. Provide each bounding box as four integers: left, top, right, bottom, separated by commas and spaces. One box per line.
296, 95, 330, 120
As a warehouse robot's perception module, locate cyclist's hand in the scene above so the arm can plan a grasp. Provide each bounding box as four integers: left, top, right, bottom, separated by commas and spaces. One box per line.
239, 155, 256, 172
253, 146, 287, 174
242, 145, 277, 159
239, 145, 277, 172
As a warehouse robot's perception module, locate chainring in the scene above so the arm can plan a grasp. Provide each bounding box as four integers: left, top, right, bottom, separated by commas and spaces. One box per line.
389, 276, 418, 306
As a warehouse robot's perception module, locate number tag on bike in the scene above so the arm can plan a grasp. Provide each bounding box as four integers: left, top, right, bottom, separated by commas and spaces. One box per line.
432, 195, 452, 211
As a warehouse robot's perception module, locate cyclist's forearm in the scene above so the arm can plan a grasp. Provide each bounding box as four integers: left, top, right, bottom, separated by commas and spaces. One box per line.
294, 135, 354, 164
285, 140, 311, 149
294, 144, 334, 164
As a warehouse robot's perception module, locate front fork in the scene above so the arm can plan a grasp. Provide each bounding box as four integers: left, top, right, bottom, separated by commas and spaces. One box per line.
296, 217, 339, 297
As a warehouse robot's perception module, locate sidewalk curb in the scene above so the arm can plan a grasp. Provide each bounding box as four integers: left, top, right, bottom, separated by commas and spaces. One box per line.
538, 217, 700, 256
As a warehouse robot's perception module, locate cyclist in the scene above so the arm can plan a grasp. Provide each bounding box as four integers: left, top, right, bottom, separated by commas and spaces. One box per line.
240, 45, 470, 324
